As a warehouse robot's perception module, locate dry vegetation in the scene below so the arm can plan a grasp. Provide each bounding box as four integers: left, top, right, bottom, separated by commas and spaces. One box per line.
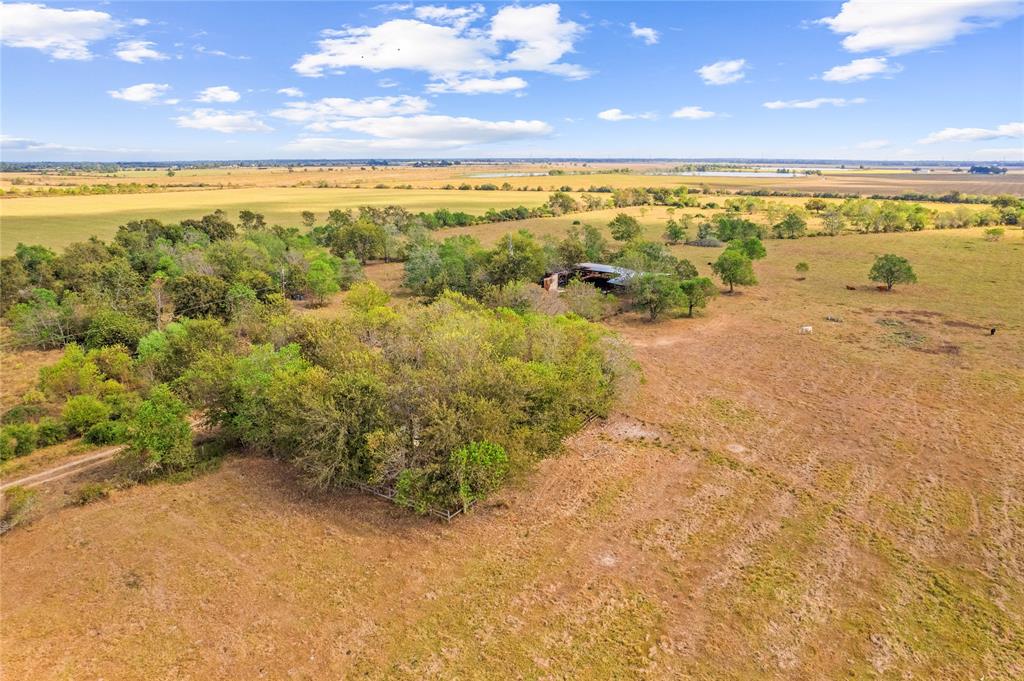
3, 163, 1021, 255
3, 225, 1022, 679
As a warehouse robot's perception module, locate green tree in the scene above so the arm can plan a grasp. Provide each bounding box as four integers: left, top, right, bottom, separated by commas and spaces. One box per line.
795, 261, 810, 275
772, 212, 807, 239
713, 215, 761, 241
630, 274, 684, 320
822, 208, 846, 236
486, 231, 547, 286
168, 272, 231, 321
674, 258, 698, 280
663, 219, 688, 245
238, 210, 267, 231
608, 213, 643, 242
869, 254, 917, 291
712, 250, 757, 293
301, 211, 316, 229
62, 394, 112, 435
124, 384, 194, 476
679, 277, 717, 317
333, 220, 386, 264
805, 198, 828, 213
725, 237, 766, 260
307, 258, 340, 306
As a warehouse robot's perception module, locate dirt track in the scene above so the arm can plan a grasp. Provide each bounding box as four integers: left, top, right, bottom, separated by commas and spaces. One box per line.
1, 228, 1022, 679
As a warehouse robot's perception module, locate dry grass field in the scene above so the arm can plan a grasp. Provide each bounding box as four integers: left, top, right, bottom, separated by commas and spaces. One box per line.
3, 163, 1021, 255
3, 226, 1022, 679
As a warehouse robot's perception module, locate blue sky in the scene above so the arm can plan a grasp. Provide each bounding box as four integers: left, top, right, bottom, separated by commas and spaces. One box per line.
1, 1, 1022, 161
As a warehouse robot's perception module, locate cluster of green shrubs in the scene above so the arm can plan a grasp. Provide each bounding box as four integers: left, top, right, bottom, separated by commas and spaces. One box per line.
1, 344, 137, 461
1, 209, 364, 350
158, 283, 632, 513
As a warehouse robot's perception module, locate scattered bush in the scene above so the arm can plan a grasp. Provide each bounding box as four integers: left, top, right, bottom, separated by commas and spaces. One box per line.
1, 423, 37, 459
62, 394, 112, 435
71, 482, 110, 505
84, 420, 128, 445
1, 486, 38, 532
35, 418, 69, 447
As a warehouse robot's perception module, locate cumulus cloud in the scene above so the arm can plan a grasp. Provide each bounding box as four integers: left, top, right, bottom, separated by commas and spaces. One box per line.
856, 139, 890, 150
271, 95, 431, 131
0, 2, 122, 60
671, 106, 717, 120
819, 0, 1021, 55
597, 108, 656, 122
282, 114, 552, 153
174, 109, 272, 133
918, 121, 1024, 144
114, 40, 168, 63
629, 22, 659, 45
108, 82, 172, 103
696, 58, 747, 85
763, 97, 866, 109
426, 76, 527, 94
292, 3, 587, 90
0, 134, 152, 155
196, 85, 241, 103
413, 4, 485, 30
821, 56, 899, 82
277, 87, 304, 98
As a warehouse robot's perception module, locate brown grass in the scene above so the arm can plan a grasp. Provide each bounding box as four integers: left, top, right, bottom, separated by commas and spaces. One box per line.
1, 227, 1022, 679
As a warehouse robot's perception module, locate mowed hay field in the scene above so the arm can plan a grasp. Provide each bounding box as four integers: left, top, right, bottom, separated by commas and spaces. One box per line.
2, 227, 1022, 679
0, 187, 551, 255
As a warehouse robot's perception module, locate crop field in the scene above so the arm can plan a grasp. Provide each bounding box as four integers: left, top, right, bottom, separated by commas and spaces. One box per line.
0, 187, 552, 255
0, 172, 1004, 256
3, 225, 1022, 679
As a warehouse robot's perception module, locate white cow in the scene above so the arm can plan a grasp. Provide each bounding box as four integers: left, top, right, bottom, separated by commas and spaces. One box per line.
799, 325, 813, 334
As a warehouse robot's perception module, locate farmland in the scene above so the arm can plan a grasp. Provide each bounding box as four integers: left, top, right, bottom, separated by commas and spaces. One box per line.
2, 222, 1022, 679
2, 162, 1020, 255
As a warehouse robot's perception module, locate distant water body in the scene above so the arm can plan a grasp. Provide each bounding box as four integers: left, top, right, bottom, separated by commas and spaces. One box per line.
469, 170, 806, 178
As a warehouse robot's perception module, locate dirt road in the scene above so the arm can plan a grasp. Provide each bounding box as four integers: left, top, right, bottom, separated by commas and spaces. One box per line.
0, 445, 125, 492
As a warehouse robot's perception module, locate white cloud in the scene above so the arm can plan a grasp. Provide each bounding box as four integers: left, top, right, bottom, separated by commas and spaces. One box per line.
856, 139, 890, 150
108, 82, 172, 103
597, 108, 656, 122
194, 45, 251, 60
114, 40, 168, 63
174, 109, 272, 133
377, 78, 400, 88
696, 58, 747, 85
671, 106, 717, 120
283, 114, 551, 153
0, 2, 121, 60
918, 121, 1024, 144
821, 57, 899, 82
819, 0, 1021, 55
426, 76, 527, 94
277, 87, 304, 98
413, 4, 485, 30
293, 3, 587, 88
490, 4, 588, 78
0, 134, 153, 155
130, 18, 149, 27
629, 22, 659, 45
763, 97, 866, 109
196, 85, 241, 103
271, 95, 431, 131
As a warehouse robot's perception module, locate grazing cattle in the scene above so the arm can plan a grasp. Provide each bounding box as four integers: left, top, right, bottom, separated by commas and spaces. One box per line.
990, 327, 997, 336
845, 285, 857, 290
876, 285, 889, 291
799, 325, 813, 334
